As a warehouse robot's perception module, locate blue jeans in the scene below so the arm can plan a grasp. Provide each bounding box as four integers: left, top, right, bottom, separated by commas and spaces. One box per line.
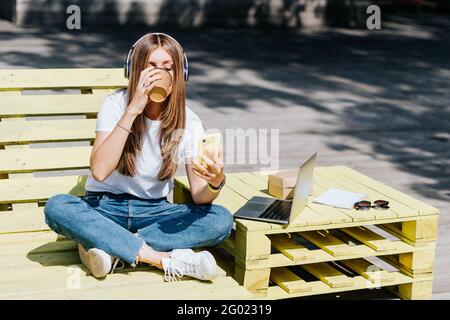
43, 191, 234, 266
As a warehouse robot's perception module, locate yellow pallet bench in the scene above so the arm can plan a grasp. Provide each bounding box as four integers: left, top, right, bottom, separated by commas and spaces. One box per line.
174, 167, 440, 300
0, 68, 254, 300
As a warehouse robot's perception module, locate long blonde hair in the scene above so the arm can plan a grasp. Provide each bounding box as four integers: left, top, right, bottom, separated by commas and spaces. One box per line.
117, 34, 186, 180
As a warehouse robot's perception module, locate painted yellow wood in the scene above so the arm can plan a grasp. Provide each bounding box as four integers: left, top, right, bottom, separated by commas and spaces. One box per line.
0, 94, 105, 117
225, 174, 270, 199
340, 258, 395, 284
233, 172, 268, 191
1, 237, 75, 257
0, 119, 96, 145
302, 263, 354, 288
0, 68, 127, 90
300, 231, 355, 257
380, 253, 435, 277
316, 167, 418, 218
392, 280, 433, 300
313, 174, 378, 222
0, 91, 21, 96
398, 243, 436, 275
401, 217, 439, 242
0, 175, 87, 203
0, 207, 48, 234
234, 264, 271, 293
270, 267, 312, 294
341, 226, 400, 251
0, 230, 60, 245
264, 273, 432, 300
268, 234, 314, 261
315, 170, 398, 220
0, 266, 246, 300
335, 166, 439, 215
238, 239, 419, 270
306, 198, 353, 223
0, 146, 91, 173
235, 229, 272, 260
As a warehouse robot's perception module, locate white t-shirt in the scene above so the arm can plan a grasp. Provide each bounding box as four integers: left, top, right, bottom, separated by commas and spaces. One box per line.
84, 89, 205, 199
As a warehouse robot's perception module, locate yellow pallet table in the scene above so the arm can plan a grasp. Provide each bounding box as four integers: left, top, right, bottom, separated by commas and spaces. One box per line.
0, 68, 254, 300
174, 168, 439, 300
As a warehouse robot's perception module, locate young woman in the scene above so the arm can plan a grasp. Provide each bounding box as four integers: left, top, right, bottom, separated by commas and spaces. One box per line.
44, 33, 233, 282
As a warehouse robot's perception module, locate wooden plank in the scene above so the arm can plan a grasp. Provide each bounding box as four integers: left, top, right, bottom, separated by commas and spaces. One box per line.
0, 207, 49, 234
300, 231, 355, 257
312, 173, 378, 222
340, 258, 395, 284
0, 94, 105, 117
225, 174, 270, 200
317, 167, 418, 218
0, 175, 87, 203
0, 68, 127, 90
0, 119, 96, 145
341, 226, 401, 251
234, 265, 271, 293
335, 166, 439, 215
0, 146, 91, 173
0, 264, 244, 300
307, 198, 353, 224
302, 262, 355, 288
235, 229, 272, 260
316, 168, 411, 219
238, 239, 420, 270
391, 280, 434, 300
264, 272, 432, 300
270, 267, 312, 294
268, 234, 314, 261
233, 172, 268, 191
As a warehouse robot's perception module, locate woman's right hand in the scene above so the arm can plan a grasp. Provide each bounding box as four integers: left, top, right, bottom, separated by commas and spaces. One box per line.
126, 67, 162, 116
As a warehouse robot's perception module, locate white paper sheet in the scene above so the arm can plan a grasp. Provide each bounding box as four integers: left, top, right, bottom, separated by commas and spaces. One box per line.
313, 188, 367, 209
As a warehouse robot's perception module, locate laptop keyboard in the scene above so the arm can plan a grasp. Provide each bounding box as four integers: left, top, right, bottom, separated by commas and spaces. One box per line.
259, 200, 292, 221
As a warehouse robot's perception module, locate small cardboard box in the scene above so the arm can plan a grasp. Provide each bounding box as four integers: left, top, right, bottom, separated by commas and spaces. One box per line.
268, 169, 298, 199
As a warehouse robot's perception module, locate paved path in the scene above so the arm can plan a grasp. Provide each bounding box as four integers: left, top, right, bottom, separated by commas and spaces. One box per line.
0, 14, 449, 298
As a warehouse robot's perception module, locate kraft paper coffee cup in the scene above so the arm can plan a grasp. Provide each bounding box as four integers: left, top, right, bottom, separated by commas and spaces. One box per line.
149, 68, 172, 102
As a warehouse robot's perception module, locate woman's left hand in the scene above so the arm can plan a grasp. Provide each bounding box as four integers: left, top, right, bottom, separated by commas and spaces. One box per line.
191, 148, 225, 188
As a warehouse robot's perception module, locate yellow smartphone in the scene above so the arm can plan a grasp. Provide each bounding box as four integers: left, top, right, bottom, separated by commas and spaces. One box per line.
197, 133, 222, 166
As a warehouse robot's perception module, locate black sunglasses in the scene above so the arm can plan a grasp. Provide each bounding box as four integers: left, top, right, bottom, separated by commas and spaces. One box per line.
354, 200, 390, 210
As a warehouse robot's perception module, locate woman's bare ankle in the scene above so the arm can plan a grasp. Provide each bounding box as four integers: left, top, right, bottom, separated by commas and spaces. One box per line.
137, 244, 171, 269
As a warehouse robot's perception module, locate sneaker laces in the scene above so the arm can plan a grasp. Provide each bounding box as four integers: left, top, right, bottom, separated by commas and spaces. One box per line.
110, 257, 125, 274
163, 254, 200, 282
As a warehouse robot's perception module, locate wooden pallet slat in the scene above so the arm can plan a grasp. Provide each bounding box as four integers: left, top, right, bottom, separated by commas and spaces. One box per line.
341, 226, 400, 251
0, 119, 96, 145
318, 167, 419, 219
334, 166, 439, 215
302, 262, 355, 288
340, 258, 395, 284
0, 175, 87, 203
315, 168, 411, 219
312, 174, 378, 222
270, 267, 312, 294
0, 69, 127, 90
0, 94, 104, 117
0, 146, 91, 173
300, 231, 355, 257
268, 234, 314, 262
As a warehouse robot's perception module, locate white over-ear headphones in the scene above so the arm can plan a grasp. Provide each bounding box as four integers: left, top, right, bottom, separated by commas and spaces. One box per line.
124, 32, 189, 82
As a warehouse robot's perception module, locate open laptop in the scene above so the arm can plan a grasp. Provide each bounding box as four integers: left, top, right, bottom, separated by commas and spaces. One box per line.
234, 153, 316, 225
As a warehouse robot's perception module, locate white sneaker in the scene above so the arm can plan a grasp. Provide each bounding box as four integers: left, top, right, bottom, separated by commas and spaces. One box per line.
161, 249, 218, 282
78, 243, 124, 278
